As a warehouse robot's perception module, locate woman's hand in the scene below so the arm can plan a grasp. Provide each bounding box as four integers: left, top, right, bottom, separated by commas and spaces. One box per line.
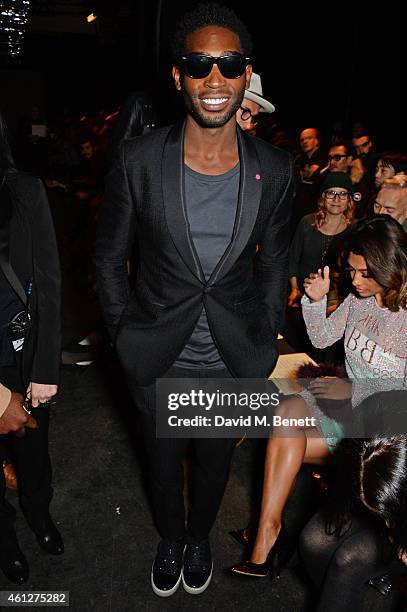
303, 266, 330, 303
308, 377, 352, 400
26, 383, 58, 408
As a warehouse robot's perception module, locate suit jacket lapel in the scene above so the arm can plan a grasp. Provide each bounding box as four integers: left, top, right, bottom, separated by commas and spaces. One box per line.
162, 121, 205, 282
208, 128, 262, 285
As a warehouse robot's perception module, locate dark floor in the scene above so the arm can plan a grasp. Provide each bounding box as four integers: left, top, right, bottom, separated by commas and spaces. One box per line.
1, 355, 405, 612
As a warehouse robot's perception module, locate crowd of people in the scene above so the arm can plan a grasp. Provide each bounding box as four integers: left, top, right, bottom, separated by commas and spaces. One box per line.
1, 2, 407, 609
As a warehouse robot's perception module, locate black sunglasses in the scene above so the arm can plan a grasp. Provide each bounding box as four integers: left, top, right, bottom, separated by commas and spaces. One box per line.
178, 52, 251, 79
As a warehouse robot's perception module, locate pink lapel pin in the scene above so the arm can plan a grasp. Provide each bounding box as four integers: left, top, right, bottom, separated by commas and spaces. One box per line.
255, 174, 261, 180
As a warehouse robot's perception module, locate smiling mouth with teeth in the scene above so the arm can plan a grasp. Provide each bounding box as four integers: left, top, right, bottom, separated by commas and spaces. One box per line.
202, 97, 228, 105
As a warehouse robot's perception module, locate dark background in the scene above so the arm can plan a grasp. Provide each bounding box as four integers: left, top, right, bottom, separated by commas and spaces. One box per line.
1, 0, 406, 149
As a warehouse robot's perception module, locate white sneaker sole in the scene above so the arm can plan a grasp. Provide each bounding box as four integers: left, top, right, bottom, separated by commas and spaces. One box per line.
151, 569, 182, 597
182, 562, 213, 595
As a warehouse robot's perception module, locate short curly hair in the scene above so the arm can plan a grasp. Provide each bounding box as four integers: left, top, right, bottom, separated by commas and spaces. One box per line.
171, 2, 253, 61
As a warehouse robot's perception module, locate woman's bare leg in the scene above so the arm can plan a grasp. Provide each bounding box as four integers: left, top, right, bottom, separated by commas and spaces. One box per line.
250, 396, 330, 564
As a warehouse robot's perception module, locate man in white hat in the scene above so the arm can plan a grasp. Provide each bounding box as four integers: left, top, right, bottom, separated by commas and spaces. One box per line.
236, 72, 274, 134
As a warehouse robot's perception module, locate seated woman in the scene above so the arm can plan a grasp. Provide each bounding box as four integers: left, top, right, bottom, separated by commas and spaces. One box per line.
228, 215, 407, 578
285, 172, 355, 363
287, 171, 355, 310
299, 431, 407, 611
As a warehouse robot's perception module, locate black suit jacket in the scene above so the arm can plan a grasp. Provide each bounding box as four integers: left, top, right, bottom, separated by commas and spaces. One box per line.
1, 170, 61, 386
95, 122, 294, 386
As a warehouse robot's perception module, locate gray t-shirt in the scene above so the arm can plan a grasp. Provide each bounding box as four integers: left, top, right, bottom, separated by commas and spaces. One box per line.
175, 163, 240, 369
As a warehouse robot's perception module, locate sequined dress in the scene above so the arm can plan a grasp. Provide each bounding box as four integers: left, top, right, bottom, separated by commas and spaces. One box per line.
300, 293, 407, 450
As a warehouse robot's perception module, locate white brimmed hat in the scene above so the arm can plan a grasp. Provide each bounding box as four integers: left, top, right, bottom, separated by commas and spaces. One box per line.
244, 73, 275, 113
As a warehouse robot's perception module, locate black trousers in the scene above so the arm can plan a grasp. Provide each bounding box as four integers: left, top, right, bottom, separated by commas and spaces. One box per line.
131, 366, 236, 541
0, 364, 52, 534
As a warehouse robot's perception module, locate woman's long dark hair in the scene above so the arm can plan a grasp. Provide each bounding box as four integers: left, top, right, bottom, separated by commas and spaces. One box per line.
355, 434, 407, 553
0, 110, 15, 181
327, 430, 407, 559
359, 436, 407, 524
341, 215, 407, 311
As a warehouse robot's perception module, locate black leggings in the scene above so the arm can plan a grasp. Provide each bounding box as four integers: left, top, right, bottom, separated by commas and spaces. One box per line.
299, 510, 405, 611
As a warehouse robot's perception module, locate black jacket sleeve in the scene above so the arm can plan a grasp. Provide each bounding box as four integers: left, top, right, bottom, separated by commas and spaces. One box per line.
255, 157, 294, 335
29, 180, 62, 384
94, 143, 135, 341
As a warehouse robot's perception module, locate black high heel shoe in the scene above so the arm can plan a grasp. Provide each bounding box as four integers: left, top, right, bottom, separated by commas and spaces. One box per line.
227, 525, 289, 579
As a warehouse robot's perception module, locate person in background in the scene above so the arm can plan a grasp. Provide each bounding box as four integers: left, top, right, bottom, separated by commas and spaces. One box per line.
14, 105, 49, 179
288, 172, 356, 307
236, 72, 275, 136
296, 128, 326, 185
351, 125, 377, 187
73, 136, 104, 204
352, 126, 374, 159
291, 128, 327, 233
0, 110, 63, 585
319, 140, 369, 219
299, 432, 407, 611
374, 151, 407, 189
228, 216, 407, 580
373, 175, 407, 230
285, 172, 355, 362
106, 90, 161, 170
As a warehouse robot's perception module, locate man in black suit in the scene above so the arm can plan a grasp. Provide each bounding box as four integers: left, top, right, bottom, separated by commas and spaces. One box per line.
95, 3, 293, 597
